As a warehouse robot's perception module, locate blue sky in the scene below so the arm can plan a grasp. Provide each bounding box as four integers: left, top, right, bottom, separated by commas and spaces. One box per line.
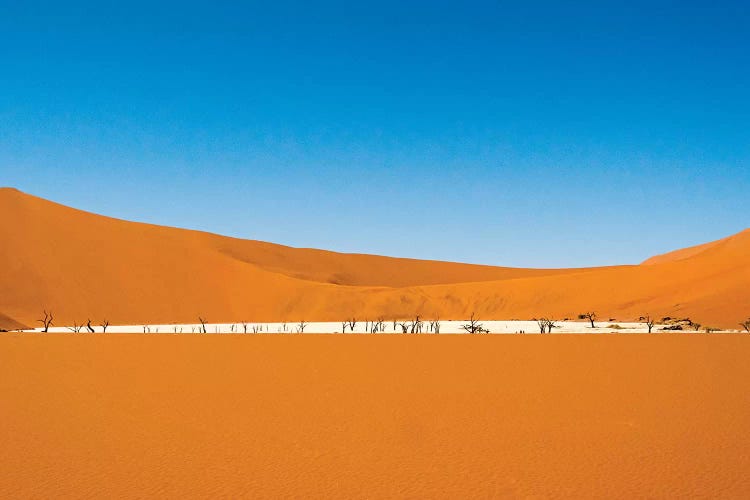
2, 1, 748, 267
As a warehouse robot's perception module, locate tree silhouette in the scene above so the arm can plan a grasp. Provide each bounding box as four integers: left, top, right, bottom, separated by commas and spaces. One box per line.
461, 313, 487, 334
579, 312, 597, 328
38, 310, 53, 332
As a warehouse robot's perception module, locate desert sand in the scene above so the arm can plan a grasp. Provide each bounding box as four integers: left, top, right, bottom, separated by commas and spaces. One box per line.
1, 333, 749, 498
1, 187, 748, 331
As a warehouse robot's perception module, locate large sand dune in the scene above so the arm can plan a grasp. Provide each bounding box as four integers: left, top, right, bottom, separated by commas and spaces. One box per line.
1, 187, 748, 329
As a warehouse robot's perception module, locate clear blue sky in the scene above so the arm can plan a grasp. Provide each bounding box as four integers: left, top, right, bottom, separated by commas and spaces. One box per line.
2, 1, 748, 267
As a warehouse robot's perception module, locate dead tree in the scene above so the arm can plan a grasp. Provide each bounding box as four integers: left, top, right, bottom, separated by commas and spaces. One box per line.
68, 321, 82, 333
252, 325, 260, 334
546, 319, 557, 333
348, 318, 357, 332
579, 312, 597, 328
297, 320, 307, 333
198, 317, 207, 334
341, 321, 348, 333
393, 319, 398, 331
376, 317, 386, 333
644, 315, 655, 333
100, 319, 109, 333
38, 310, 53, 332
461, 313, 486, 334
398, 322, 410, 333
433, 318, 440, 334
740, 319, 750, 333
409, 315, 423, 334
241, 322, 248, 334
86, 319, 95, 333
536, 318, 548, 334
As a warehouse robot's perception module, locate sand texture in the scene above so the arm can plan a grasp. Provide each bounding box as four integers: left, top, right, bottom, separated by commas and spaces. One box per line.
1, 333, 749, 498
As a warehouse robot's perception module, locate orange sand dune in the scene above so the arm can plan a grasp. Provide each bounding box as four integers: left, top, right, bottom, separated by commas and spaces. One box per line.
1, 187, 748, 329
0, 312, 26, 331
1, 333, 749, 498
641, 229, 749, 265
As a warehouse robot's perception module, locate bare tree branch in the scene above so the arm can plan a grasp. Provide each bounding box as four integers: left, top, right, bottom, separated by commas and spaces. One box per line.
37, 310, 53, 333
461, 312, 488, 334
579, 312, 597, 328
643, 315, 656, 333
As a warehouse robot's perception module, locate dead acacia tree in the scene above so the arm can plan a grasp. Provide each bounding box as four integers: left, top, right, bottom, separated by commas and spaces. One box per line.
376, 317, 386, 333
100, 319, 109, 333
409, 315, 423, 334
68, 321, 82, 333
397, 322, 410, 333
38, 310, 53, 332
740, 319, 750, 333
86, 319, 95, 333
252, 324, 260, 334
198, 317, 207, 334
348, 318, 357, 332
579, 312, 597, 328
644, 315, 656, 333
546, 319, 558, 333
461, 313, 487, 334
297, 320, 307, 333
341, 321, 348, 333
428, 317, 441, 334
241, 322, 248, 334
536, 318, 549, 334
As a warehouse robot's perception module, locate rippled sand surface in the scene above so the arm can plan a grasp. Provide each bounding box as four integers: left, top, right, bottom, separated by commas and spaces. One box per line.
2, 334, 749, 498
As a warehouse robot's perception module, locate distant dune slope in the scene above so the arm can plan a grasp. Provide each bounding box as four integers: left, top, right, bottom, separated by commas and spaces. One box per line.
0, 312, 27, 331
1, 187, 748, 329
640, 230, 748, 265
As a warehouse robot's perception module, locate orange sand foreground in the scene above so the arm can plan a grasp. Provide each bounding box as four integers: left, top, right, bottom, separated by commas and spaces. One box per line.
2, 334, 749, 498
